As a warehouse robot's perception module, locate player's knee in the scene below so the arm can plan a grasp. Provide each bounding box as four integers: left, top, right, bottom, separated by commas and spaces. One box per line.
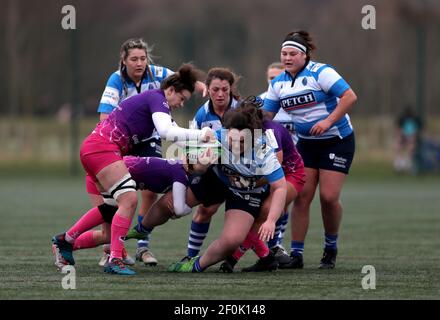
118, 192, 138, 212
201, 205, 218, 216
319, 190, 340, 206
297, 188, 315, 203
294, 194, 313, 211
193, 205, 216, 222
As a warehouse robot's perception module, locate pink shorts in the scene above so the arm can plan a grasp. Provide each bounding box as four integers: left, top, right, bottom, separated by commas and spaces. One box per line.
80, 133, 123, 182
285, 165, 306, 194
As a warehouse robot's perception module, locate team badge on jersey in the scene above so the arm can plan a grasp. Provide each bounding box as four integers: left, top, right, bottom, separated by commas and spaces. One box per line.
154, 66, 164, 77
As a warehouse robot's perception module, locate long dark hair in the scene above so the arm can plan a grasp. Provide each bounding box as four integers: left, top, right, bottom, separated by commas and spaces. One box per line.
160, 63, 203, 93
222, 96, 264, 131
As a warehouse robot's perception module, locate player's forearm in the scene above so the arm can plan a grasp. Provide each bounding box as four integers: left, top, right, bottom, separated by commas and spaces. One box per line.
152, 112, 203, 142
263, 110, 276, 120
266, 179, 287, 224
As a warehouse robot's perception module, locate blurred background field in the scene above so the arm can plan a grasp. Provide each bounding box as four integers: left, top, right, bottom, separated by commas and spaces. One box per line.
0, 168, 439, 299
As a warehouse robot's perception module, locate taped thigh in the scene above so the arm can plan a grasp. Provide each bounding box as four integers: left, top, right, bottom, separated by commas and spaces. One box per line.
108, 173, 137, 200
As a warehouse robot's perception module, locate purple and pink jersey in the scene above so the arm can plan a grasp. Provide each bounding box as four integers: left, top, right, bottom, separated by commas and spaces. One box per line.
94, 89, 170, 155
123, 156, 188, 193
263, 120, 304, 175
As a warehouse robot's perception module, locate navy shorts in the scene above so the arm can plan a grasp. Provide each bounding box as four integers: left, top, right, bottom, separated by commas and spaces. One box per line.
189, 167, 270, 218
296, 133, 355, 174
131, 138, 162, 158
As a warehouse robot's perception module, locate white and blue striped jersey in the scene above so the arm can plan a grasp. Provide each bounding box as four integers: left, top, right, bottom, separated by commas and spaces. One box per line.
98, 65, 174, 114
263, 61, 352, 139
191, 98, 239, 130
213, 129, 284, 195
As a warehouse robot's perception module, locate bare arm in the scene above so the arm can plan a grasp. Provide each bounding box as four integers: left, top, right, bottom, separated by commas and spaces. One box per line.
310, 89, 357, 136
263, 110, 276, 120
258, 177, 287, 241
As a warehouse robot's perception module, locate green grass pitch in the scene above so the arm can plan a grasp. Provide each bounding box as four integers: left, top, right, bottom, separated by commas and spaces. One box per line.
0, 169, 439, 299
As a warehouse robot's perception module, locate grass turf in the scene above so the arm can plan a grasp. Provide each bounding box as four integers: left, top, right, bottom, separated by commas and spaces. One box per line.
0, 171, 439, 299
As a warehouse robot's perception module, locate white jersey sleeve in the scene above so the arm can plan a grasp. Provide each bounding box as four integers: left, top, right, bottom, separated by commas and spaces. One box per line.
263, 80, 282, 113
172, 181, 192, 218
317, 65, 349, 97
98, 72, 123, 114
152, 112, 205, 142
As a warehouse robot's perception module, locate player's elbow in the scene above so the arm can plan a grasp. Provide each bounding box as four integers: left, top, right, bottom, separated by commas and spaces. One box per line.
173, 203, 192, 218
346, 89, 358, 105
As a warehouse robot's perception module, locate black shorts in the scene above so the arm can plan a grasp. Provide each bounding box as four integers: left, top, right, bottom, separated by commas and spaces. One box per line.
296, 133, 355, 174
131, 138, 162, 158
189, 167, 270, 218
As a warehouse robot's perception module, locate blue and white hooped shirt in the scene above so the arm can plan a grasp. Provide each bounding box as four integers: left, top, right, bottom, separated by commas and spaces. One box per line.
97, 65, 174, 114
191, 98, 239, 131
263, 61, 353, 139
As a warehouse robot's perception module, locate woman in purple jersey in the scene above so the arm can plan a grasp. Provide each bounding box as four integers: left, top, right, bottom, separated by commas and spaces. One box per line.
51, 64, 214, 275
89, 39, 207, 268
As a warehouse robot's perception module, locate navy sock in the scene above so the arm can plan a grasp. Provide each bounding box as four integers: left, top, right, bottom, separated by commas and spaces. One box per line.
324, 233, 338, 250
136, 221, 152, 234
291, 241, 304, 257
137, 215, 150, 248
192, 256, 204, 272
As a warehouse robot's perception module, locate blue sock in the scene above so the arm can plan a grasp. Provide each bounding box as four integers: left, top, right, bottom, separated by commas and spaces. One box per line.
192, 256, 203, 272
324, 233, 338, 250
267, 212, 288, 248
135, 220, 153, 234
137, 215, 150, 248
291, 241, 304, 257
187, 221, 210, 257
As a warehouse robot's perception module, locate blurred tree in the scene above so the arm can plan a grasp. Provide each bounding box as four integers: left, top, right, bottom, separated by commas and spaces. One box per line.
1, 0, 440, 118
5, 0, 20, 117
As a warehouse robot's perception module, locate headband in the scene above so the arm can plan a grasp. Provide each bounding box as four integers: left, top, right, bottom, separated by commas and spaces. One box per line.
282, 40, 307, 53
